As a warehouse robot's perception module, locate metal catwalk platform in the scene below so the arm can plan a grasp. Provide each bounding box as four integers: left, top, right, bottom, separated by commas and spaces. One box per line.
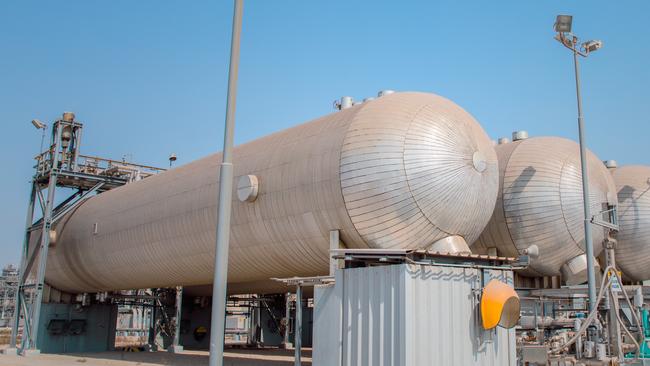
10, 112, 164, 354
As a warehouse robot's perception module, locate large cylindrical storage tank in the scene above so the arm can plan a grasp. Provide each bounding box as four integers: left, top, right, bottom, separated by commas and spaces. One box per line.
43, 92, 499, 294
610, 165, 650, 281
471, 135, 617, 284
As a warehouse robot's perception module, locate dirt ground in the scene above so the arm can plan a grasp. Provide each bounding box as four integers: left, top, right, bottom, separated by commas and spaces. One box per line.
0, 348, 313, 366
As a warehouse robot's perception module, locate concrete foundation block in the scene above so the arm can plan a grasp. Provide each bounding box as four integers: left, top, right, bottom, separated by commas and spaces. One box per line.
23, 349, 41, 357
0, 347, 18, 356
167, 345, 184, 353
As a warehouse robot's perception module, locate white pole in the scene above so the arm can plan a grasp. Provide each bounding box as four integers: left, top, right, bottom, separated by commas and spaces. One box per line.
208, 1, 243, 365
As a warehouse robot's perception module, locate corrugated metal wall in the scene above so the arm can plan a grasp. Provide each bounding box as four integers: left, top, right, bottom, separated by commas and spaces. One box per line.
313, 264, 516, 366
37, 303, 117, 353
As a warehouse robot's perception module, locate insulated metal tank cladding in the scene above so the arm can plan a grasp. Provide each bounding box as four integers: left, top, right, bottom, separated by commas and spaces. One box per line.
44, 92, 498, 293
472, 136, 617, 282
611, 165, 650, 281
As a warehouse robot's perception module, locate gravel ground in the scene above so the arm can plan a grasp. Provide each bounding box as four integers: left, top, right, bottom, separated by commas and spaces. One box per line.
0, 348, 313, 366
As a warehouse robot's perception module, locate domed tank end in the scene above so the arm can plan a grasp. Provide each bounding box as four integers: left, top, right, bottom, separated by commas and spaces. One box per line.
427, 235, 471, 255
561, 254, 601, 286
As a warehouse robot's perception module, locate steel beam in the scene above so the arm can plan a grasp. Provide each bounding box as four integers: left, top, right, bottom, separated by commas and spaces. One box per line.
329, 230, 341, 276
295, 284, 302, 366
148, 301, 157, 351
25, 123, 63, 351
282, 292, 292, 349
169, 286, 184, 353
10, 182, 37, 349
27, 190, 81, 233
18, 292, 31, 352
51, 182, 104, 223
20, 243, 40, 285
35, 188, 46, 217
605, 242, 623, 360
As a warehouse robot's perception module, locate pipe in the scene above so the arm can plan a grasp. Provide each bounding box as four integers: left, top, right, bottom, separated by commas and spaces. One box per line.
575, 318, 583, 359
610, 285, 639, 359
549, 266, 613, 354
549, 266, 644, 356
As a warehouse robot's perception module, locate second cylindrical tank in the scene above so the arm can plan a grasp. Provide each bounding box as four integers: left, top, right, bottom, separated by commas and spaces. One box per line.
610, 165, 650, 281
472, 135, 617, 284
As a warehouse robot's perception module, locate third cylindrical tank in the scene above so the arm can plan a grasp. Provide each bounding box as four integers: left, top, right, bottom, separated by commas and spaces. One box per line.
609, 165, 650, 281
472, 135, 617, 284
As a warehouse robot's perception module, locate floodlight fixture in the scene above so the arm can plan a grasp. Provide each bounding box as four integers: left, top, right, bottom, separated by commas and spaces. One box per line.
583, 40, 603, 53
551, 14, 603, 313
31, 119, 46, 130
554, 15, 573, 33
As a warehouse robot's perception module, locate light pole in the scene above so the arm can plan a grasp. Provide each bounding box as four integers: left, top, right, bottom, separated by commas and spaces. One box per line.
553, 15, 603, 312
209, 1, 243, 366
31, 119, 47, 153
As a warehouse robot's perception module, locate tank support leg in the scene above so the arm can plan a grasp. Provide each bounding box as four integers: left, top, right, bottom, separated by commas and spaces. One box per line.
281, 292, 292, 349
329, 230, 345, 276
294, 284, 302, 366
168, 286, 184, 353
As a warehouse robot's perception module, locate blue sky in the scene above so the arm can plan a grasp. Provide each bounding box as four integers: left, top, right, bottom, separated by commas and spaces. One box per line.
1, 1, 648, 265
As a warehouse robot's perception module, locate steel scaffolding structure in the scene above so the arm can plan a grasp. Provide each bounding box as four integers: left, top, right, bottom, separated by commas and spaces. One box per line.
10, 112, 165, 354
0, 265, 19, 327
